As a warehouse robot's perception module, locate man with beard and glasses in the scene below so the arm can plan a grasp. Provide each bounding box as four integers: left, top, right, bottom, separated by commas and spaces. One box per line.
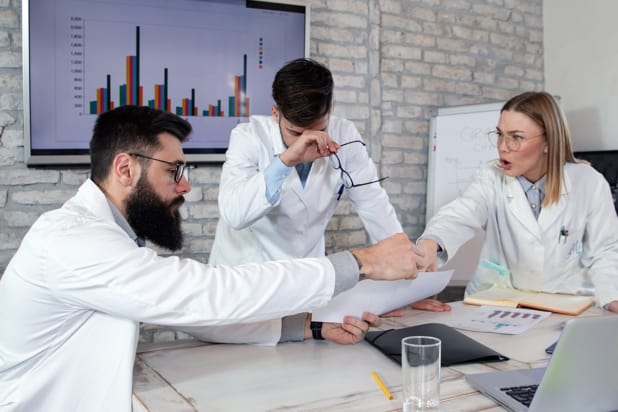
192, 58, 450, 347
0, 105, 426, 412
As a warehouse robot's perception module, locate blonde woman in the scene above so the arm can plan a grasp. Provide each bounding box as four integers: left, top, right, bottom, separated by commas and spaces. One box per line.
418, 91, 618, 312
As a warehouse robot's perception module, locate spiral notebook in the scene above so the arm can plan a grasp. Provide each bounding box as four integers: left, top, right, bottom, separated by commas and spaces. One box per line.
365, 323, 509, 366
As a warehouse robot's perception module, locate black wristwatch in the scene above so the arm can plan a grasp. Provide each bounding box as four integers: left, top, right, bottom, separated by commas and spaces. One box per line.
310, 321, 324, 340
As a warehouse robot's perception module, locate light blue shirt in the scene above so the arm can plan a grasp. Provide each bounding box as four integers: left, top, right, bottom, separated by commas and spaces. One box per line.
264, 156, 293, 204
517, 175, 546, 220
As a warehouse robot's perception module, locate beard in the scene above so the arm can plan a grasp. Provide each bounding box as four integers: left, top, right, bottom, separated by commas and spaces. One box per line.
125, 175, 185, 251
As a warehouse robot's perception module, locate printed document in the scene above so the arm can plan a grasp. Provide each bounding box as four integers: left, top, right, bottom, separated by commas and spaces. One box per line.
312, 270, 453, 323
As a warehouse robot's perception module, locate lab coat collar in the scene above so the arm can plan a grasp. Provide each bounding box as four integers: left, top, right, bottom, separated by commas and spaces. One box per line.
77, 179, 118, 225
503, 174, 542, 240
537, 169, 571, 231
503, 169, 571, 240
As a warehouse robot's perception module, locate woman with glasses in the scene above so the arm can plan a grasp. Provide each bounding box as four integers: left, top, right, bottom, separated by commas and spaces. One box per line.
182, 58, 449, 347
418, 91, 618, 313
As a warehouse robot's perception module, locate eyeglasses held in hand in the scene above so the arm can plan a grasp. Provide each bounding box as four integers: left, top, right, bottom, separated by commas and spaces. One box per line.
329, 140, 388, 188
487, 130, 544, 152
129, 153, 187, 183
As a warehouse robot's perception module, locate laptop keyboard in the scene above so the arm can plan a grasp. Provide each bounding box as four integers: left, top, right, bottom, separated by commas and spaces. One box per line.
500, 384, 538, 407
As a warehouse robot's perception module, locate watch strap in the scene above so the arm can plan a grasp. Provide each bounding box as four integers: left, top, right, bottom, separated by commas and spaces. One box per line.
310, 321, 324, 340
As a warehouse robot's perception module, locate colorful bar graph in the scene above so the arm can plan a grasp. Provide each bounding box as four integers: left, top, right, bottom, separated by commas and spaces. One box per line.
88, 26, 249, 117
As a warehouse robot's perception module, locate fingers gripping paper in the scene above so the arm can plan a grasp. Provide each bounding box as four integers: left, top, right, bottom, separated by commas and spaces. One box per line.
311, 270, 453, 323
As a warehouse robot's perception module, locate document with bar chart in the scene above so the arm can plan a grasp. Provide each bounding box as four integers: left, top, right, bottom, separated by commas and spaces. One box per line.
26, 0, 307, 160
449, 306, 551, 335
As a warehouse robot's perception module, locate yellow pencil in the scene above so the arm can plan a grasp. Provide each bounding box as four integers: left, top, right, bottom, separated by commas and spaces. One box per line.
371, 370, 393, 400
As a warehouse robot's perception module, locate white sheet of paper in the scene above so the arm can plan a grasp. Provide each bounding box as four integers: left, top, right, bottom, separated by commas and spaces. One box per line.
449, 306, 551, 335
311, 270, 454, 323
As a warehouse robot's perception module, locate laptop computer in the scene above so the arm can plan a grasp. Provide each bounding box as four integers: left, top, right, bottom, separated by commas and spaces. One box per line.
465, 315, 618, 412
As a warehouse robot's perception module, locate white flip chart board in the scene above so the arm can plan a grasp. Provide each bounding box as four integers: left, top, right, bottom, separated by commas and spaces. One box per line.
426, 102, 504, 285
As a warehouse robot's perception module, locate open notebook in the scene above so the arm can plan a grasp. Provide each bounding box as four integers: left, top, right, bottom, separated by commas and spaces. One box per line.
463, 286, 594, 316
466, 315, 618, 411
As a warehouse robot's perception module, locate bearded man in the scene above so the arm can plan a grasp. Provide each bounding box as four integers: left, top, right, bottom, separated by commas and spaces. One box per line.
0, 105, 425, 411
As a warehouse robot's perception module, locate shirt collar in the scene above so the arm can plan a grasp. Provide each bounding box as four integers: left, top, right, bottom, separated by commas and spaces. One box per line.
517, 175, 546, 194
106, 198, 144, 246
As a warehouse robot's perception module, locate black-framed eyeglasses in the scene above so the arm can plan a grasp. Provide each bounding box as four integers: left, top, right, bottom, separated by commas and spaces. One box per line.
329, 140, 388, 188
129, 153, 187, 183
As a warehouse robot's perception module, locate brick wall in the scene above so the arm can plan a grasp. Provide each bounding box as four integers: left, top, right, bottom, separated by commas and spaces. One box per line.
0, 0, 543, 343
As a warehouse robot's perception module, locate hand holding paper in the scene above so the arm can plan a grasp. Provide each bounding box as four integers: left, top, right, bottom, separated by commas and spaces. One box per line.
312, 270, 454, 323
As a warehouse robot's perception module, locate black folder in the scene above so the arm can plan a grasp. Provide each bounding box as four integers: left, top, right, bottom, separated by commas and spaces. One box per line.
365, 323, 509, 367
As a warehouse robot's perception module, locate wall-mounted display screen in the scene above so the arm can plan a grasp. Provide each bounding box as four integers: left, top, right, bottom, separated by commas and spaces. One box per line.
23, 0, 309, 165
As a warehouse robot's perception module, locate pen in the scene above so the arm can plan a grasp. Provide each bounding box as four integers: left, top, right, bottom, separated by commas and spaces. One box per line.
371, 371, 393, 400
559, 226, 569, 244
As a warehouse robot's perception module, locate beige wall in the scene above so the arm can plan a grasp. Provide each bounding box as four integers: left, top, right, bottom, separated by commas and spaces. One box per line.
544, 0, 618, 151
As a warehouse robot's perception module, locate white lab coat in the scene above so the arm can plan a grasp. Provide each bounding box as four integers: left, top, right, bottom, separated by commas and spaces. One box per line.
195, 115, 401, 344
0, 179, 343, 412
421, 162, 618, 307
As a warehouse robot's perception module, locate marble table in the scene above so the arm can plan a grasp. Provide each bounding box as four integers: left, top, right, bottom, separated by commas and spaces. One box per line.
132, 302, 607, 411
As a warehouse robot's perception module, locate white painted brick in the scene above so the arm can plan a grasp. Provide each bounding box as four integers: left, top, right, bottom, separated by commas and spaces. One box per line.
11, 31, 20, 47
382, 149, 404, 164
396, 105, 423, 119
0, 31, 8, 48
60, 170, 89, 186
188, 203, 219, 219
380, 15, 418, 32
182, 222, 203, 236
0, 147, 17, 166
423, 78, 457, 93
340, 215, 363, 230
0, 51, 19, 68
335, 73, 367, 88
424, 50, 447, 64
383, 44, 422, 60
326, 0, 368, 14
311, 11, 367, 28
0, 9, 18, 27
0, 169, 60, 185
377, 0, 401, 14
0, 188, 6, 206
329, 58, 355, 73
12, 190, 74, 205
0, 71, 21, 90
0, 92, 20, 109
203, 221, 219, 236
422, 22, 447, 36
4, 210, 42, 227
312, 26, 356, 42
403, 6, 435, 22
382, 88, 403, 102
455, 82, 482, 96
403, 120, 430, 135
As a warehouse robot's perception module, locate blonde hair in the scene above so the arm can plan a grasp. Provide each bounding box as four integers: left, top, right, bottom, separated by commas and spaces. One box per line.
501, 92, 576, 206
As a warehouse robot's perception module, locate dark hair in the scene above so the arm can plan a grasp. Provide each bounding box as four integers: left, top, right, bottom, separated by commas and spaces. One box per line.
89, 105, 192, 184
272, 58, 333, 127
501, 91, 575, 206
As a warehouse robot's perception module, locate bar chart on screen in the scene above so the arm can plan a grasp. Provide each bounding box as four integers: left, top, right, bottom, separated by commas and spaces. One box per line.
27, 0, 308, 162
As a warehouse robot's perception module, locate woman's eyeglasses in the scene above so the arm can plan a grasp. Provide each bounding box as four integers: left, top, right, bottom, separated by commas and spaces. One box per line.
488, 130, 544, 152
329, 140, 388, 188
